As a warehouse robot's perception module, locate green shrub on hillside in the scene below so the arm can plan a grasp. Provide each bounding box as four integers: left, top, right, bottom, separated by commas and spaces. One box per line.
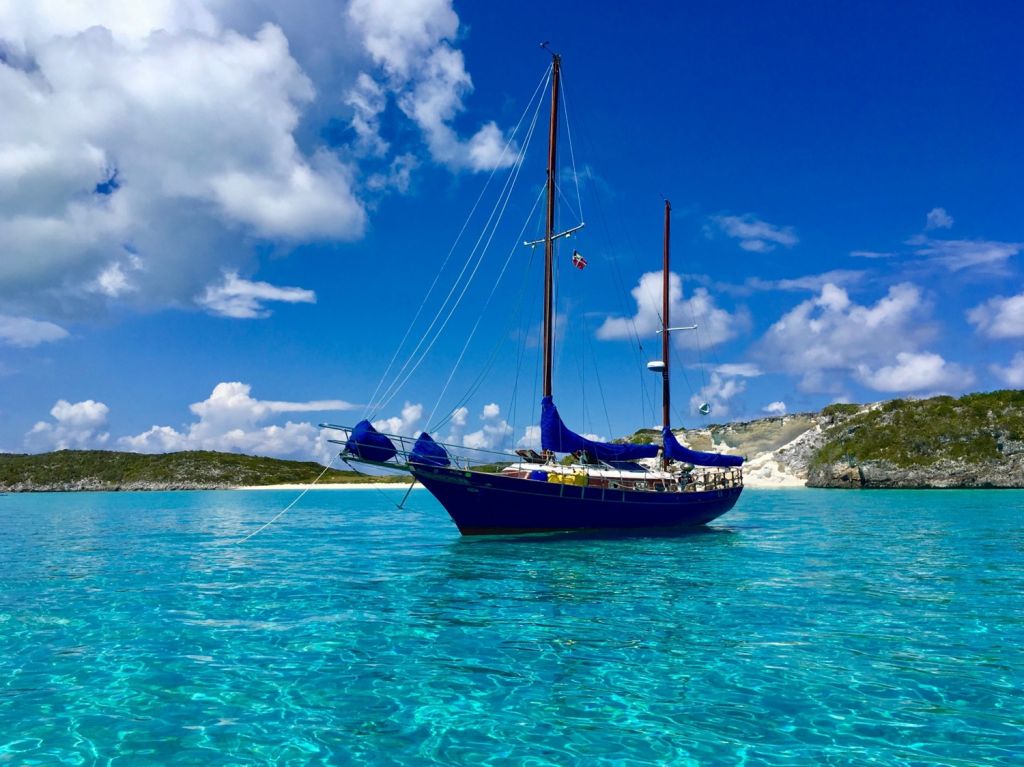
0, 450, 404, 488
811, 390, 1024, 469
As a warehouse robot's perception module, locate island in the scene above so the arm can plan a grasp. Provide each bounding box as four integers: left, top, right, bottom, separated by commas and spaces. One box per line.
2, 391, 1021, 491
661, 390, 1024, 489
0, 450, 410, 492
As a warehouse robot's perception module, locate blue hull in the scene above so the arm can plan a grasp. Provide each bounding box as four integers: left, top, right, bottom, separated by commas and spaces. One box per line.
411, 465, 743, 535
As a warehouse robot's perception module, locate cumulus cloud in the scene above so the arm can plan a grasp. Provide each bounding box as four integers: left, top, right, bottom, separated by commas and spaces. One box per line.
756, 282, 937, 392
442, 405, 469, 443
686, 363, 762, 419
991, 353, 1024, 387
0, 0, 509, 324
925, 207, 954, 230
0, 16, 366, 318
967, 293, 1024, 339
198, 272, 316, 319
763, 401, 787, 415
346, 0, 517, 172
463, 403, 513, 451
690, 372, 747, 419
597, 271, 749, 350
856, 352, 974, 393
0, 314, 68, 347
517, 424, 541, 450
25, 398, 110, 450
373, 402, 423, 436
708, 214, 798, 253
119, 382, 356, 459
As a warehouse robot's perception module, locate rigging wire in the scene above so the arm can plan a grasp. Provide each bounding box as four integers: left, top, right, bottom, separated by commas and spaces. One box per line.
427, 184, 547, 429
584, 320, 615, 439
372, 76, 548, 416
365, 65, 551, 417
579, 168, 659, 426
432, 243, 536, 435
559, 74, 585, 232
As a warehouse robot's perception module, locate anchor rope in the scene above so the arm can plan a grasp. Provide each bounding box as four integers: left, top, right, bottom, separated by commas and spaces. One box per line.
235, 455, 339, 543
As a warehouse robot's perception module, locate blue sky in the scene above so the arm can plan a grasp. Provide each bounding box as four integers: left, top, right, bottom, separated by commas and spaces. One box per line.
1, 0, 1022, 458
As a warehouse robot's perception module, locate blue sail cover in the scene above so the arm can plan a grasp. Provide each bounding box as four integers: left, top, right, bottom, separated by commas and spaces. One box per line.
662, 427, 744, 467
345, 419, 398, 463
410, 431, 450, 467
541, 396, 659, 461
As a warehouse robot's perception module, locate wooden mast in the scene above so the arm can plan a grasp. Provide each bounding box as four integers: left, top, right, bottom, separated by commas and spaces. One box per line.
662, 199, 671, 435
542, 53, 561, 399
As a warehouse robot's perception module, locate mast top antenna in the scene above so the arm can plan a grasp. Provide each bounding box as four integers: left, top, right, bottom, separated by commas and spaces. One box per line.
539, 41, 560, 58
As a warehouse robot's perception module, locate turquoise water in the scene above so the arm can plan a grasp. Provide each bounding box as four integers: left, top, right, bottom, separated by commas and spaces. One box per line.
0, 489, 1021, 766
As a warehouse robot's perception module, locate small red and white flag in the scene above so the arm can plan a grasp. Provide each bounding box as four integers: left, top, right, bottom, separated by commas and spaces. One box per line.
571, 250, 587, 270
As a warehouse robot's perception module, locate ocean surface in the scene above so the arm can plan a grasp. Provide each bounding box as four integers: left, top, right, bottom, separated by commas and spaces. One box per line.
0, 488, 1021, 766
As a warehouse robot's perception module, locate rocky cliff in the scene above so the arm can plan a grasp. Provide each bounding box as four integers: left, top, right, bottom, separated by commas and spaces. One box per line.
665, 390, 1024, 489
805, 391, 1024, 489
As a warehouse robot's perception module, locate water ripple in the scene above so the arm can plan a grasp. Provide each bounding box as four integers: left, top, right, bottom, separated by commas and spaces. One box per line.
0, 488, 1021, 765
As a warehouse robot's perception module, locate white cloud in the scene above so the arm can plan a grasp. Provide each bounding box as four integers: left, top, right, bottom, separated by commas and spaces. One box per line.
991, 353, 1024, 387
856, 352, 974, 393
849, 250, 893, 259
597, 271, 749, 350
119, 381, 356, 459
0, 14, 365, 319
463, 403, 513, 451
373, 402, 423, 437
517, 424, 541, 450
763, 401, 787, 415
0, 314, 69, 347
709, 214, 798, 253
442, 405, 469, 443
925, 207, 954, 230
26, 398, 110, 450
0, 0, 509, 323
198, 271, 316, 319
347, 0, 516, 172
714, 363, 762, 378
367, 153, 419, 194
689, 371, 747, 419
756, 282, 935, 392
908, 236, 1021, 272
708, 269, 866, 298
346, 72, 390, 157
967, 293, 1024, 339
91, 256, 141, 298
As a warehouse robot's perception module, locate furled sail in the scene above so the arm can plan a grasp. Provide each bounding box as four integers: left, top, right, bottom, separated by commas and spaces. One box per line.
409, 431, 450, 467
541, 396, 659, 461
662, 427, 744, 467
345, 419, 398, 463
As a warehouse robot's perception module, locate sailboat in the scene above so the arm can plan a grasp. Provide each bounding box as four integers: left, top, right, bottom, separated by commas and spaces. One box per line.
324, 52, 744, 535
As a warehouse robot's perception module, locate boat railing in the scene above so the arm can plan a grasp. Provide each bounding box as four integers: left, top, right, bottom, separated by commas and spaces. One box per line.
319, 423, 536, 474
320, 423, 744, 490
